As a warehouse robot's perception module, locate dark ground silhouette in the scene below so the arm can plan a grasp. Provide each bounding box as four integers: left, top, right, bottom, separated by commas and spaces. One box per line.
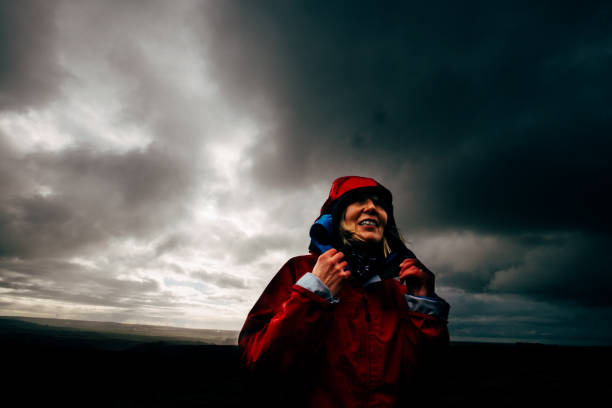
2, 317, 609, 407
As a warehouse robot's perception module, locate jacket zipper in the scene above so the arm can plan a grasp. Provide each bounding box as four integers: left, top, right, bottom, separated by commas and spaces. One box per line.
363, 296, 371, 322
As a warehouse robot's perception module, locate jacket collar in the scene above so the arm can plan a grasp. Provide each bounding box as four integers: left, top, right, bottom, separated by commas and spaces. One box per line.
308, 214, 416, 284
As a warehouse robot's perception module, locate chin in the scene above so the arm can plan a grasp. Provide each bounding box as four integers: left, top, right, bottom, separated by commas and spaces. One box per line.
358, 235, 384, 244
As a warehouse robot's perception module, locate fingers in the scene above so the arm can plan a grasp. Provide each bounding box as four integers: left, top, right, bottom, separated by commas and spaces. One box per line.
322, 248, 337, 257
326, 262, 351, 296
322, 248, 345, 263
399, 257, 436, 297
313, 249, 348, 289
329, 268, 349, 284
330, 260, 348, 278
400, 258, 419, 268
324, 249, 346, 270
399, 266, 420, 280
399, 259, 433, 280
330, 251, 345, 264
399, 259, 419, 277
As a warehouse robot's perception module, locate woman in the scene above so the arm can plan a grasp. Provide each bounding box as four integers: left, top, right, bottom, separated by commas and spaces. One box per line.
239, 176, 450, 407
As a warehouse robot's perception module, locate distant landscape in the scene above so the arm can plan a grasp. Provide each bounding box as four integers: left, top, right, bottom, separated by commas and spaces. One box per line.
5, 316, 240, 347
2, 315, 609, 407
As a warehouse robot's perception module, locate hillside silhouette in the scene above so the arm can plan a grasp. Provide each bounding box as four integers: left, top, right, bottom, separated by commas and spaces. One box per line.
2, 316, 608, 407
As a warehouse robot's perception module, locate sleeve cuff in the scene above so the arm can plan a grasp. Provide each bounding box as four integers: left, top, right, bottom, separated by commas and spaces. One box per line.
404, 294, 450, 321
296, 273, 340, 304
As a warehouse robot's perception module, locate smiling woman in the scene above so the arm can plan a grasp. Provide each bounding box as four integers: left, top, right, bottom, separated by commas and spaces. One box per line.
238, 176, 450, 407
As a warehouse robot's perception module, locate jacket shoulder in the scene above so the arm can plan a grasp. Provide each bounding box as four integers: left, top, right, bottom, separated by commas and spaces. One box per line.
275, 253, 318, 282
259, 253, 318, 289
243, 254, 318, 319
286, 253, 318, 267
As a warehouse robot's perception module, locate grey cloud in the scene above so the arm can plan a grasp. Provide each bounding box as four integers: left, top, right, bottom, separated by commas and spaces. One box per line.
0, 0, 212, 260
0, 0, 254, 328
230, 232, 305, 265
0, 143, 197, 258
0, 0, 64, 111
155, 234, 191, 257
206, 293, 246, 302
191, 270, 247, 289
0, 258, 164, 309
54, 0, 213, 154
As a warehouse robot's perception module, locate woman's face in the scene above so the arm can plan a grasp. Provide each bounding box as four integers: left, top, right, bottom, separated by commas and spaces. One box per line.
342, 195, 388, 243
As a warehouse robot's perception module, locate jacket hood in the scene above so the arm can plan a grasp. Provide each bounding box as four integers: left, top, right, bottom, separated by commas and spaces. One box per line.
309, 176, 415, 282
318, 176, 396, 244
319, 176, 392, 216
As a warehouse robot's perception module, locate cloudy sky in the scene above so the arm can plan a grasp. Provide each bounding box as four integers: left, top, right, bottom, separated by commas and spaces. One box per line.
1, 0, 611, 345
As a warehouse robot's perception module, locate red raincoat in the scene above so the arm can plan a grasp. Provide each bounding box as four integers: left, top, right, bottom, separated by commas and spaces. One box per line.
239, 177, 450, 407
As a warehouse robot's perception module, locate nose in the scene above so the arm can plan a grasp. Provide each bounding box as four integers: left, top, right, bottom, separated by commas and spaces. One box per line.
362, 199, 377, 213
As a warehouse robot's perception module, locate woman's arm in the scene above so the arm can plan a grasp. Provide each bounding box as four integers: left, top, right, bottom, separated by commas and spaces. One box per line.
398, 257, 450, 345
238, 256, 337, 375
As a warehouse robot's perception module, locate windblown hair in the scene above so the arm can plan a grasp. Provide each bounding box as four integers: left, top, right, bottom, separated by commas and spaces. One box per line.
338, 208, 404, 257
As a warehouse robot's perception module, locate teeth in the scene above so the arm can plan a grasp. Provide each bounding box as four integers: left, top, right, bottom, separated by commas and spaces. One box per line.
359, 220, 377, 226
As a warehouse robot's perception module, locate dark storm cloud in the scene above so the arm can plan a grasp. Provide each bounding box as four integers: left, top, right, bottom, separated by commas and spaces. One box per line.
198, 0, 612, 233
197, 0, 612, 332
487, 232, 612, 307
421, 231, 612, 307
447, 290, 612, 345
0, 0, 63, 110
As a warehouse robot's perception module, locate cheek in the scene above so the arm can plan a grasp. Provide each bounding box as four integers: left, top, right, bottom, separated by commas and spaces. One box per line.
379, 214, 388, 229
342, 215, 355, 231
344, 206, 360, 223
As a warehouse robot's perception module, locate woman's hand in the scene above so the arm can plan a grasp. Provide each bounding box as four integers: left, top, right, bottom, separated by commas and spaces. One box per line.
399, 258, 436, 297
312, 248, 350, 297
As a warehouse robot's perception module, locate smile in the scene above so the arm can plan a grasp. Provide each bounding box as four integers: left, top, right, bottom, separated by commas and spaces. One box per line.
358, 219, 379, 227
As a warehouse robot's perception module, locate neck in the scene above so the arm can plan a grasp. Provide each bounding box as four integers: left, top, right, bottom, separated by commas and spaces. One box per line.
343, 237, 384, 258
342, 242, 384, 283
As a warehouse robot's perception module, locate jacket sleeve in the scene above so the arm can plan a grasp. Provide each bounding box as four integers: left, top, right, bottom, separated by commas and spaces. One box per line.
406, 296, 450, 348
405, 293, 450, 344
391, 278, 450, 355
238, 257, 336, 375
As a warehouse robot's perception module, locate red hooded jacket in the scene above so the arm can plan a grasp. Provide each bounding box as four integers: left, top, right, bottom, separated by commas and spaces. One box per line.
239, 176, 450, 407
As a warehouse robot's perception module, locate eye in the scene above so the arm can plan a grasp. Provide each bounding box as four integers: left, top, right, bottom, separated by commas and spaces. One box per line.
363, 195, 381, 206
353, 193, 383, 207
